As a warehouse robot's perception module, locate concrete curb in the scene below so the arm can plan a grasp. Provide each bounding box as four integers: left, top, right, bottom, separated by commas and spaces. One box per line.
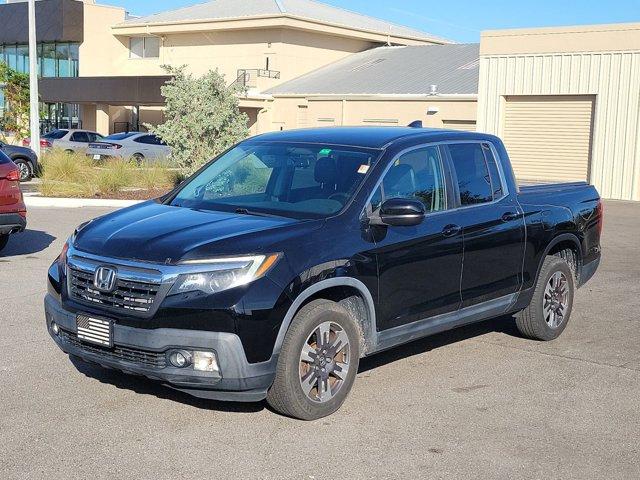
24, 196, 143, 209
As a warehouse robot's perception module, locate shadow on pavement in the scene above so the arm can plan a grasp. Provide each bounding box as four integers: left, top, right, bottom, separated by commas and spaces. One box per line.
68, 314, 521, 414
0, 229, 56, 258
358, 314, 521, 374
69, 356, 265, 413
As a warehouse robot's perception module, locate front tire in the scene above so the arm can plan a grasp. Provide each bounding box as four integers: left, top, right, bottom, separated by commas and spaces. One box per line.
515, 255, 575, 341
267, 299, 360, 420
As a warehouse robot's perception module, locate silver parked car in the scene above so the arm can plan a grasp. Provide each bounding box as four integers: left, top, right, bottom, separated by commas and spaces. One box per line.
86, 132, 172, 163
25, 129, 105, 153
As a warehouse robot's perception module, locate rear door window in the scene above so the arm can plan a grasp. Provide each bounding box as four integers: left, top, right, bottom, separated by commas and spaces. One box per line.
134, 135, 155, 144
43, 130, 68, 140
70, 132, 90, 143
447, 143, 493, 205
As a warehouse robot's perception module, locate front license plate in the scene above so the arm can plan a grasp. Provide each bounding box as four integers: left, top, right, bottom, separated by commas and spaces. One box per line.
93, 154, 101, 160
76, 315, 113, 347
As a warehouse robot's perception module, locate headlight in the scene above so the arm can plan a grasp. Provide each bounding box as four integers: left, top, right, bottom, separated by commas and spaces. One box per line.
169, 254, 281, 295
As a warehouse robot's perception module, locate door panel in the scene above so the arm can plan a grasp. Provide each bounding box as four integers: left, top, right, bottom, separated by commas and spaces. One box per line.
371, 145, 463, 330
375, 216, 463, 329
456, 202, 524, 306
446, 142, 525, 308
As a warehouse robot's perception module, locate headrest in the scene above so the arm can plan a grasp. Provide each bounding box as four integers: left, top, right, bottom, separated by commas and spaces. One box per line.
314, 156, 337, 185
384, 164, 416, 196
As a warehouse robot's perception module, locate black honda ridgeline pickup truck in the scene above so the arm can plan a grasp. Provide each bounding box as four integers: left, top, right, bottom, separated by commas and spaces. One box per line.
46, 127, 602, 420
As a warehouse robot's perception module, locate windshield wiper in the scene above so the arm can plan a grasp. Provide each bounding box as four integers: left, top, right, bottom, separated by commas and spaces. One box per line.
235, 208, 283, 218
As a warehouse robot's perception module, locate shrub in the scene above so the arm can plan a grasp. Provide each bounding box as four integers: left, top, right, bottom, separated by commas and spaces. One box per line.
145, 66, 249, 174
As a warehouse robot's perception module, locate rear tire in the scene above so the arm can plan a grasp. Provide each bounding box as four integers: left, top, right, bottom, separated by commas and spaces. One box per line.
0, 234, 9, 253
13, 159, 32, 182
515, 255, 575, 341
131, 153, 145, 166
267, 299, 360, 420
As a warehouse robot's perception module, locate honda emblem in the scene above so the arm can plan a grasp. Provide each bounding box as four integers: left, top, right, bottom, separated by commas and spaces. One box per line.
94, 266, 117, 292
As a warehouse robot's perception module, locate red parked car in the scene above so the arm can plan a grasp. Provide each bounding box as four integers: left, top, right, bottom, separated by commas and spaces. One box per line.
0, 151, 26, 253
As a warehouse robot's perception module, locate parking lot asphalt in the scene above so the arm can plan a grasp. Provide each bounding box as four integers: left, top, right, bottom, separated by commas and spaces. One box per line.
0, 202, 638, 480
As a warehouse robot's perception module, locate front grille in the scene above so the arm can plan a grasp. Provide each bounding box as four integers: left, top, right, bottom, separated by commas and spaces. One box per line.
68, 267, 160, 313
61, 330, 167, 369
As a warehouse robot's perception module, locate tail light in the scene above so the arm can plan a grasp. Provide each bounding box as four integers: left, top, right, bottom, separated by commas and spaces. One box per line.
596, 200, 604, 237
4, 169, 20, 182
21, 138, 51, 148
89, 143, 122, 150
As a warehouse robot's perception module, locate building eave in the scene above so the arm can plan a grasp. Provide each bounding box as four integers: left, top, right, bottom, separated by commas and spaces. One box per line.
111, 14, 449, 45
270, 93, 478, 101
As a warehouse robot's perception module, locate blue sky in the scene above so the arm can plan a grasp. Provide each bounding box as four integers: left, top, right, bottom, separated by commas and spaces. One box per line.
105, 0, 640, 42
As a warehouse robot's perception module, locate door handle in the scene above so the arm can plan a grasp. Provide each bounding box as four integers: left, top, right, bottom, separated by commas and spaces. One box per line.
442, 224, 461, 237
502, 212, 520, 222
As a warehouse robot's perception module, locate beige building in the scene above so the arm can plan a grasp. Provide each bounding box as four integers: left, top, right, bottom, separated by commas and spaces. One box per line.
35, 0, 450, 135
477, 23, 640, 201
5, 1, 640, 200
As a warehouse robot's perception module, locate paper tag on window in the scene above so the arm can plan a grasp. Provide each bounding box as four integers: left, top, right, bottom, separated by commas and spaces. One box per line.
358, 165, 370, 174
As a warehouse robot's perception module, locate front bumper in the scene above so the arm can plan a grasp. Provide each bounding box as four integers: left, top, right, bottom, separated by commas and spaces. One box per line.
0, 212, 26, 235
45, 294, 276, 402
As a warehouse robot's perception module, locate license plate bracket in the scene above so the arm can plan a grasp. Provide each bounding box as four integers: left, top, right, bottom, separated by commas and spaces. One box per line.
76, 315, 113, 347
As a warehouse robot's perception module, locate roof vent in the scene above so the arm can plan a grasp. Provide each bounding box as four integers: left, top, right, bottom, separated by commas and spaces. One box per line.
351, 58, 386, 72
429, 85, 438, 95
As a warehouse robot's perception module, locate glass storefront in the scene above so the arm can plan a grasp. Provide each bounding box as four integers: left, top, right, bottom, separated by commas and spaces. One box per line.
0, 42, 79, 77
0, 42, 80, 132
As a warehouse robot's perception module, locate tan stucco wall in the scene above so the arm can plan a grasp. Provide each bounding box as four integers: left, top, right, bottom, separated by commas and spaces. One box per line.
477, 23, 640, 201
79, 3, 128, 77
267, 96, 478, 132
95, 28, 374, 87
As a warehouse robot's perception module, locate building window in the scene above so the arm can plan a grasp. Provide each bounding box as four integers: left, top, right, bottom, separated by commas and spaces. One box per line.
129, 37, 160, 59
0, 42, 80, 77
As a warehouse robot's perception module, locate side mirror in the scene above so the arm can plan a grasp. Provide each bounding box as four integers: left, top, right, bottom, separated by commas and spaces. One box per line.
369, 198, 426, 227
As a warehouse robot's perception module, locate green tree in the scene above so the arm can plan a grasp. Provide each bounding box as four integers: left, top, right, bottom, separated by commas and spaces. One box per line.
146, 66, 249, 173
0, 63, 30, 140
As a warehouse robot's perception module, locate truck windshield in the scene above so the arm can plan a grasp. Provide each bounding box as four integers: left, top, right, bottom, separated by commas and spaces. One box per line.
170, 142, 381, 219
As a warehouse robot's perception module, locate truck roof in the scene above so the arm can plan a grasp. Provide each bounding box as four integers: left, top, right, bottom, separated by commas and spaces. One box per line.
249, 126, 496, 149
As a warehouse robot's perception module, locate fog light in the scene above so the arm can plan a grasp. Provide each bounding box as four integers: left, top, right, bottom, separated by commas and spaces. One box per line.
168, 350, 192, 368
51, 322, 60, 335
193, 351, 220, 373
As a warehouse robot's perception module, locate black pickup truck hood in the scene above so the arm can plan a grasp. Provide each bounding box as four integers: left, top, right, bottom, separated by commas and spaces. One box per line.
73, 201, 322, 264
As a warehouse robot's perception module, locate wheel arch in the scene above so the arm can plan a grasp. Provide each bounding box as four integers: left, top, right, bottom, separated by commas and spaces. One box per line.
10, 155, 33, 166
272, 278, 377, 359
537, 233, 583, 284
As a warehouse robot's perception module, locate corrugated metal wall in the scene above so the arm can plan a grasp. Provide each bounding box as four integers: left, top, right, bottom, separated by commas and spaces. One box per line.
477, 51, 640, 201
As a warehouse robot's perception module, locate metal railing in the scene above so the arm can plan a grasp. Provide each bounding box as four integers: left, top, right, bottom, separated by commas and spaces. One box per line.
230, 68, 281, 90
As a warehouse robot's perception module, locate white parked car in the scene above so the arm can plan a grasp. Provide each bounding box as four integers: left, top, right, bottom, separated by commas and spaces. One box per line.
24, 129, 105, 153
86, 132, 172, 163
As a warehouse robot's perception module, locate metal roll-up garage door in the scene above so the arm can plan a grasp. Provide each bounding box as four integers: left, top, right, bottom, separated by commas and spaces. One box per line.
502, 95, 594, 182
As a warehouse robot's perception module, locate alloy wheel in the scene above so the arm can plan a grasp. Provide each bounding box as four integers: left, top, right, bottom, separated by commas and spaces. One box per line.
543, 271, 569, 328
299, 321, 350, 403
17, 162, 31, 182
